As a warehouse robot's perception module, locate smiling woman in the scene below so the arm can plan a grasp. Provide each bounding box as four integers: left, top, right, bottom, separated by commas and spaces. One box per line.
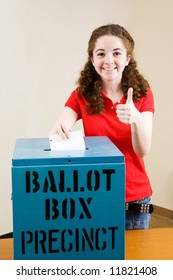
75, 24, 149, 115
91, 35, 130, 88
50, 24, 155, 230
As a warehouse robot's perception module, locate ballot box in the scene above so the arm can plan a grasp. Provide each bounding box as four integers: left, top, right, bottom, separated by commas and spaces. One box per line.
12, 136, 125, 260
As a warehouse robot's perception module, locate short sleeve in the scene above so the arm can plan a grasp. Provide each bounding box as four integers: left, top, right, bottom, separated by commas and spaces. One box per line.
65, 89, 82, 118
140, 88, 155, 113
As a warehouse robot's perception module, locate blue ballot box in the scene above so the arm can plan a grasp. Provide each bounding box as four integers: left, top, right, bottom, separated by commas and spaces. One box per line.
12, 136, 125, 260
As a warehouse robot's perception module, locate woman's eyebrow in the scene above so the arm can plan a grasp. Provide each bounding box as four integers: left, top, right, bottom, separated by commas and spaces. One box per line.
95, 48, 104, 53
113, 48, 124, 52
95, 47, 124, 53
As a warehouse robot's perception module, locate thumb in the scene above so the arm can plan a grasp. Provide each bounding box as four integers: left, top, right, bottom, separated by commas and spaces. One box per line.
126, 87, 133, 104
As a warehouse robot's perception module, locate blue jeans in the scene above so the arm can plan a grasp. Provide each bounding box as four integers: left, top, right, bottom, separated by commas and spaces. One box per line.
126, 197, 151, 230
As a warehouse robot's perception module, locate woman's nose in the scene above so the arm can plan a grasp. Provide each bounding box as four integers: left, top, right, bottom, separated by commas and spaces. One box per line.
104, 54, 114, 64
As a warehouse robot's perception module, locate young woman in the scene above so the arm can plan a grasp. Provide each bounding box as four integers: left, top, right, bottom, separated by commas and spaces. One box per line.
50, 24, 155, 229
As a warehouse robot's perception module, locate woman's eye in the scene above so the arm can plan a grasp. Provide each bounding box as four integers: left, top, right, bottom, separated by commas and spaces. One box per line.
97, 52, 104, 57
114, 52, 121, 56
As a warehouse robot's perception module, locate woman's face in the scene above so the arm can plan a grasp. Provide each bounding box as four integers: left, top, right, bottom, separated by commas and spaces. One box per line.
91, 35, 130, 84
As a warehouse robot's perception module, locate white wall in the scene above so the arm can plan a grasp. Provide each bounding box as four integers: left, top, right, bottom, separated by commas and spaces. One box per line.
0, 0, 172, 235
128, 0, 173, 212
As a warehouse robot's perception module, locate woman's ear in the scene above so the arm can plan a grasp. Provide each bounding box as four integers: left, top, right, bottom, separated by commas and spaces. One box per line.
125, 55, 131, 66
91, 57, 94, 66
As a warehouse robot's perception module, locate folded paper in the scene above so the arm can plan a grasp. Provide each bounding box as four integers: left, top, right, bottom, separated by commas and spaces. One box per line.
49, 130, 85, 151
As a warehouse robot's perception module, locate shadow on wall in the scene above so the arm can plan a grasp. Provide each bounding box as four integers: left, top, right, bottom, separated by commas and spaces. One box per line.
165, 171, 173, 210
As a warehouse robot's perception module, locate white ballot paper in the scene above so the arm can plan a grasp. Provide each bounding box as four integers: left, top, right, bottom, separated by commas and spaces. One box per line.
49, 130, 86, 151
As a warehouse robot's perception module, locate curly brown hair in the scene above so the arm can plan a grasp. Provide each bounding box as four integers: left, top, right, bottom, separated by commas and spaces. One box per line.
76, 24, 149, 114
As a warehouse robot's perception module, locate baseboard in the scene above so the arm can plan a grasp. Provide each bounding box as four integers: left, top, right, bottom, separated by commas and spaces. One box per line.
153, 205, 173, 219
0, 205, 172, 239
0, 232, 13, 239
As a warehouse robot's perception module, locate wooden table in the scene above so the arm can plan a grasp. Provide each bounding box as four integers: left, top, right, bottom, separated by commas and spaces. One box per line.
125, 227, 173, 260
0, 228, 173, 260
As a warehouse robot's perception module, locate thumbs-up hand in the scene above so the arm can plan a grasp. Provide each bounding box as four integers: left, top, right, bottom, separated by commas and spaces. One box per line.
116, 87, 140, 124
126, 87, 133, 105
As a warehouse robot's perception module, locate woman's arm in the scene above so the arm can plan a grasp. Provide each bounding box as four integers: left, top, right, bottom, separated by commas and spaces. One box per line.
131, 111, 153, 157
49, 106, 78, 139
116, 88, 153, 157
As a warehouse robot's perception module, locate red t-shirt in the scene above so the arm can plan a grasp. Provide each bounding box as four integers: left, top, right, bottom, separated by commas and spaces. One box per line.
65, 88, 155, 202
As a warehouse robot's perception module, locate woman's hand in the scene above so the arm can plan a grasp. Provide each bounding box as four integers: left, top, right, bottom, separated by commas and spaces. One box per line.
49, 107, 78, 140
116, 88, 140, 124
49, 120, 72, 139
116, 88, 153, 157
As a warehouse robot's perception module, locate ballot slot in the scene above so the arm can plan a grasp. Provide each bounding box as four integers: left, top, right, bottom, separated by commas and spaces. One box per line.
44, 147, 89, 152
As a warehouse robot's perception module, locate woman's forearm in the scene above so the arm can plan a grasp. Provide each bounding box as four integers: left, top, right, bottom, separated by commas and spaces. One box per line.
131, 111, 153, 157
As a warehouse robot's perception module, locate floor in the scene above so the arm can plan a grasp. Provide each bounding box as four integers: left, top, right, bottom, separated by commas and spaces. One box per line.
150, 213, 173, 228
